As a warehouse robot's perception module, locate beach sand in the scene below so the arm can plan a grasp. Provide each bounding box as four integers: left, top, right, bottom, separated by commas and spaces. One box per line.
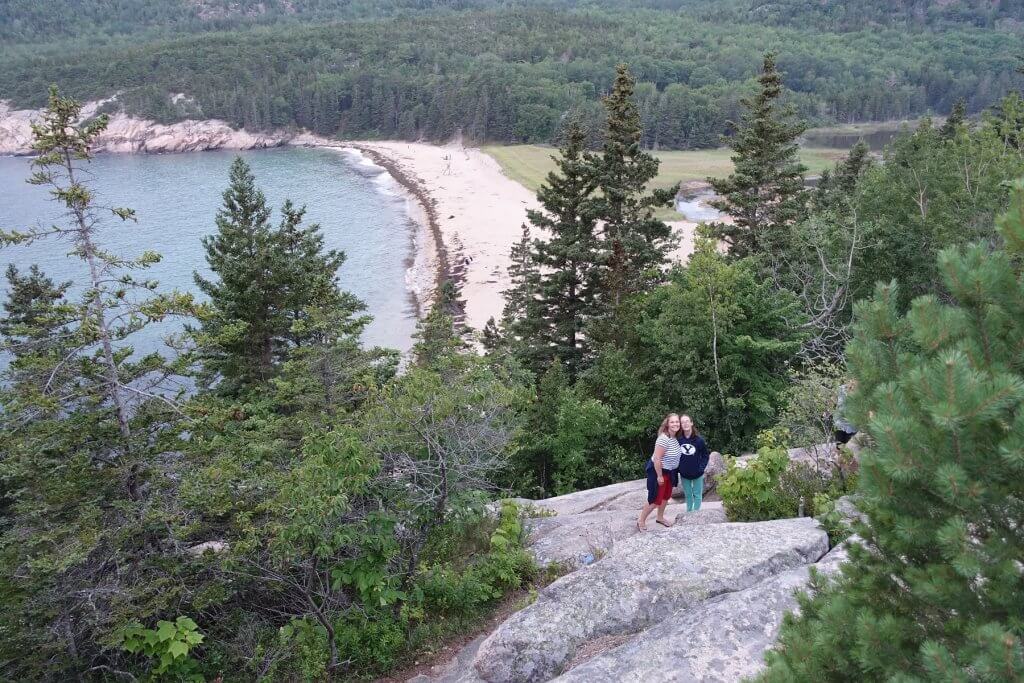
352, 141, 539, 332
350, 140, 705, 332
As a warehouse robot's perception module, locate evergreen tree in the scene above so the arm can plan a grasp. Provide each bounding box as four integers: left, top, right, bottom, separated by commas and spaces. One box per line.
412, 279, 465, 369
275, 199, 345, 350
589, 64, 677, 333
499, 225, 545, 373
940, 97, 968, 139
530, 122, 601, 378
0, 265, 72, 395
760, 185, 1024, 682
195, 158, 344, 393
1, 86, 192, 445
706, 53, 808, 261
481, 315, 502, 354
500, 122, 601, 378
0, 88, 192, 678
195, 157, 280, 391
810, 140, 871, 215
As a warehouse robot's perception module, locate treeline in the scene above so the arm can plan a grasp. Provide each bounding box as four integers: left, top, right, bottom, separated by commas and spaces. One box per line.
4, 0, 1022, 47
0, 3, 1020, 147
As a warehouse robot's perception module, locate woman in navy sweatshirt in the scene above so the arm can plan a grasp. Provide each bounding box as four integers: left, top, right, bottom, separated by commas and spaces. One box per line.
676, 415, 710, 512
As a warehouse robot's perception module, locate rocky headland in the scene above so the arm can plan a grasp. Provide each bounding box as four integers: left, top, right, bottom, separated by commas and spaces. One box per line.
0, 100, 290, 155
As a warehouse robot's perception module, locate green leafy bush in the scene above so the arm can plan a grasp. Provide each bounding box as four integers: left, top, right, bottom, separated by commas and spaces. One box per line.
719, 430, 858, 522
717, 433, 792, 522
114, 616, 205, 682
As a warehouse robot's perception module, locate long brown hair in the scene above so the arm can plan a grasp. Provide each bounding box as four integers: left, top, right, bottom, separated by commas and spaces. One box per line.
679, 414, 699, 438
658, 413, 681, 437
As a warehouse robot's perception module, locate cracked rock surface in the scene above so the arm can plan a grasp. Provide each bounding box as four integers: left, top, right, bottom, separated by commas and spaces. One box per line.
473, 518, 828, 683
412, 482, 848, 683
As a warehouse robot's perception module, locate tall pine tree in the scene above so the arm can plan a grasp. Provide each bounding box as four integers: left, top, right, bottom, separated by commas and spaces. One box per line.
499, 224, 545, 373
194, 157, 280, 391
500, 122, 601, 378
590, 64, 677, 325
707, 53, 807, 261
531, 122, 601, 378
194, 158, 344, 393
1, 86, 193, 445
0, 88, 193, 677
760, 183, 1024, 682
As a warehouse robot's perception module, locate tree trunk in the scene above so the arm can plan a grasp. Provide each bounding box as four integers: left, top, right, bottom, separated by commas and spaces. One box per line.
66, 150, 130, 443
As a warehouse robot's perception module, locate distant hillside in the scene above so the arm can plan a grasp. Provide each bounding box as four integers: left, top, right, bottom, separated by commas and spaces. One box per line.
3, 0, 1022, 45
1, 1, 1020, 148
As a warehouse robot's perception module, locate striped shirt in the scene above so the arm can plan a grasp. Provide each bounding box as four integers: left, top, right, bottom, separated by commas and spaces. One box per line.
653, 434, 682, 470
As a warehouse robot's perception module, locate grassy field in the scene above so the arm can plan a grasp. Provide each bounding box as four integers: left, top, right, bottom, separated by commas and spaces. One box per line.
482, 144, 848, 197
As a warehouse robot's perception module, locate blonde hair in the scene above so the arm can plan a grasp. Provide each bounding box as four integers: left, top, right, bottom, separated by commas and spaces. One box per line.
658, 413, 681, 437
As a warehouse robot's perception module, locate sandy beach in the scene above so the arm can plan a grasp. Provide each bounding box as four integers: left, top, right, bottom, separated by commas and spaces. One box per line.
351, 141, 539, 332
349, 141, 704, 332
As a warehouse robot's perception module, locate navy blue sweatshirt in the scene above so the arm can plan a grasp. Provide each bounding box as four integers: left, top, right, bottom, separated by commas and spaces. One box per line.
677, 433, 709, 479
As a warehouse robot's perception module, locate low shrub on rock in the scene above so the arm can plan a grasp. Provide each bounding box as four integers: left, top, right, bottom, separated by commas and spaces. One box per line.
719, 429, 857, 523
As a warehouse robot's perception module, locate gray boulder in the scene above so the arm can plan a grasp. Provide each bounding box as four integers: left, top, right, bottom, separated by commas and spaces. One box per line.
703, 450, 726, 494
554, 565, 814, 682
526, 501, 725, 569
673, 502, 728, 525
525, 510, 642, 569
556, 536, 850, 682
833, 495, 868, 525
472, 518, 828, 683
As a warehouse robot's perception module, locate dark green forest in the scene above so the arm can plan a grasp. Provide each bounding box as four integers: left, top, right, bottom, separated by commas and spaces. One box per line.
1, 0, 1020, 147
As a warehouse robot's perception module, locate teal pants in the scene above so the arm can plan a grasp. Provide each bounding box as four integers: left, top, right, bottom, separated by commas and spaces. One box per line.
681, 475, 704, 511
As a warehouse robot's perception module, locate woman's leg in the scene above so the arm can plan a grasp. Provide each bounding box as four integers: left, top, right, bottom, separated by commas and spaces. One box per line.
655, 470, 674, 526
691, 475, 704, 511
639, 463, 658, 530
638, 502, 656, 530
681, 477, 692, 511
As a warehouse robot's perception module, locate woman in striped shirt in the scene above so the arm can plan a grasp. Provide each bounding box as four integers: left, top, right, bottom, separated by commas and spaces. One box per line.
637, 413, 682, 531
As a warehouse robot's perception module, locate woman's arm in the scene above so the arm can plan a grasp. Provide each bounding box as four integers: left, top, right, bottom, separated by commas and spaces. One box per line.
653, 444, 666, 483
698, 438, 710, 472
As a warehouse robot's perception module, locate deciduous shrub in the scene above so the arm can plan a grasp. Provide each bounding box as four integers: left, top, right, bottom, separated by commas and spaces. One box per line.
719, 429, 858, 522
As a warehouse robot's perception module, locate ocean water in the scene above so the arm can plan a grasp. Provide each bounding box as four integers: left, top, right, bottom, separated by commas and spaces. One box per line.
0, 147, 421, 358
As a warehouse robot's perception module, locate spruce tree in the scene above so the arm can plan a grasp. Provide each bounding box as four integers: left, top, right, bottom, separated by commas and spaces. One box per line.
530, 122, 601, 378
500, 122, 601, 378
413, 279, 466, 369
1, 86, 192, 444
275, 199, 345, 351
707, 53, 807, 261
499, 225, 545, 372
590, 64, 677, 325
760, 184, 1024, 682
0, 88, 192, 676
810, 140, 871, 215
940, 97, 968, 139
195, 159, 345, 393
195, 157, 280, 391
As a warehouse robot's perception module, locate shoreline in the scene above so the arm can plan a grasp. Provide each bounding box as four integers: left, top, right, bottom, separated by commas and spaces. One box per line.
342, 143, 453, 317
3, 102, 706, 330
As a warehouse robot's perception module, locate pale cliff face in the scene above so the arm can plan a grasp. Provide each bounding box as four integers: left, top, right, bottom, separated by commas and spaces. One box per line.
0, 101, 38, 154
0, 100, 288, 155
